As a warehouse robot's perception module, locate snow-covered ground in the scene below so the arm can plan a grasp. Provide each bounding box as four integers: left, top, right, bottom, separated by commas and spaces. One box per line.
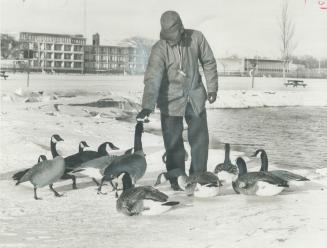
1, 74, 327, 248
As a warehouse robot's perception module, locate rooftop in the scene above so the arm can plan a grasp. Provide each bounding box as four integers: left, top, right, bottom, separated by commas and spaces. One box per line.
20, 32, 86, 40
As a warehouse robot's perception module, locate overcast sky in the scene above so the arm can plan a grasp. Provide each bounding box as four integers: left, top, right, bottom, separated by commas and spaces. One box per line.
1, 0, 326, 58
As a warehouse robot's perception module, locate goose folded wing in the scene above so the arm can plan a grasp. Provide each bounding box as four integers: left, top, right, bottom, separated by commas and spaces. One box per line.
78, 155, 117, 170
18, 160, 53, 183
271, 170, 309, 181
253, 172, 289, 187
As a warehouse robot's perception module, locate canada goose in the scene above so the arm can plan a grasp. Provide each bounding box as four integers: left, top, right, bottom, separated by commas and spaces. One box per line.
70, 143, 132, 186
178, 172, 221, 197
12, 155, 48, 184
50, 134, 64, 158
13, 134, 63, 187
50, 134, 79, 190
213, 143, 238, 183
252, 149, 309, 185
116, 172, 179, 216
65, 141, 119, 170
232, 157, 289, 196
97, 121, 147, 194
13, 156, 65, 200
72, 153, 119, 186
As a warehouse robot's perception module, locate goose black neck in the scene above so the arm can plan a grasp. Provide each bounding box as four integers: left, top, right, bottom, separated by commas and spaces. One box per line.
79, 144, 83, 153
236, 158, 247, 175
98, 142, 108, 156
224, 143, 231, 164
259, 150, 269, 172
122, 173, 133, 191
51, 140, 59, 158
134, 123, 143, 152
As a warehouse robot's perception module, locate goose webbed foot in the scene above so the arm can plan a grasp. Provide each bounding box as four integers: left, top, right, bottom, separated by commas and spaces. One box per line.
72, 182, 77, 190
97, 190, 107, 195
61, 173, 78, 189
34, 187, 42, 200
49, 184, 63, 197
92, 178, 100, 186
97, 178, 107, 195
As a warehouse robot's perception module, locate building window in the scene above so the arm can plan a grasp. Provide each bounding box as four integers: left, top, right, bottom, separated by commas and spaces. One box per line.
74, 62, 82, 68
64, 62, 72, 68
46, 53, 52, 59
55, 61, 62, 68
54, 44, 62, 51
74, 45, 82, 52
46, 61, 52, 67
64, 45, 72, 51
46, 44, 52, 50
64, 53, 72, 60
74, 54, 82, 60
54, 53, 62, 59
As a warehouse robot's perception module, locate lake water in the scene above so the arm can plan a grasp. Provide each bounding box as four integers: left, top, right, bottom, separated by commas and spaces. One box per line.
207, 107, 327, 170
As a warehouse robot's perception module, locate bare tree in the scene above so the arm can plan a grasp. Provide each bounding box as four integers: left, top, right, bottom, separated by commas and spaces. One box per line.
1, 34, 20, 59
279, 0, 296, 81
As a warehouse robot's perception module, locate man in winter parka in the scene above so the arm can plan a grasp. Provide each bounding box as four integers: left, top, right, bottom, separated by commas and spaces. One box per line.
137, 10, 218, 190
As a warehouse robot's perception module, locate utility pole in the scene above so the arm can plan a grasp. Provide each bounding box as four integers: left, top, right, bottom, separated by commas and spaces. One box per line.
251, 60, 257, 89
27, 58, 30, 87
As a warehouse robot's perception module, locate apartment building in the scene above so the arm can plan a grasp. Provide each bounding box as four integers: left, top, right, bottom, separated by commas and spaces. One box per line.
19, 32, 86, 73
84, 33, 137, 74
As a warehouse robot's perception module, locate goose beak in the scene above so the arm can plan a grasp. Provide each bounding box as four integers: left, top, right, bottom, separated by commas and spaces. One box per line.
250, 153, 256, 157
109, 143, 120, 150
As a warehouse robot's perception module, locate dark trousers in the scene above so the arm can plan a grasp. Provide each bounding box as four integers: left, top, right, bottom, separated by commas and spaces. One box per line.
161, 103, 209, 176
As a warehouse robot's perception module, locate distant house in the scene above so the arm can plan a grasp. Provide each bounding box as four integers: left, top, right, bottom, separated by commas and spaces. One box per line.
217, 57, 297, 76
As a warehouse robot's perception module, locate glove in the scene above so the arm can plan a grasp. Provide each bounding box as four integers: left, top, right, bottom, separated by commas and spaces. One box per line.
208, 92, 217, 104
136, 108, 152, 122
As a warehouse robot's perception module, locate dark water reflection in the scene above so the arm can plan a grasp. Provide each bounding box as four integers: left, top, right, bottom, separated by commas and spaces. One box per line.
207, 107, 327, 170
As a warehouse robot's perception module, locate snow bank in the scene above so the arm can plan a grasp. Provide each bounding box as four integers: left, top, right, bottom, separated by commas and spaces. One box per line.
208, 90, 327, 109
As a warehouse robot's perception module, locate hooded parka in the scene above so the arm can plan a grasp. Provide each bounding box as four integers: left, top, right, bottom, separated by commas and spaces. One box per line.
141, 12, 218, 116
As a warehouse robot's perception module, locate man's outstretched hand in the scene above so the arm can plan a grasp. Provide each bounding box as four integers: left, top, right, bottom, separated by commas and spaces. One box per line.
208, 92, 217, 104
136, 108, 152, 122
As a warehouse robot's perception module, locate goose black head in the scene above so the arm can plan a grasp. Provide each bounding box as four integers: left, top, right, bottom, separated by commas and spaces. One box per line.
51, 134, 64, 143
80, 141, 89, 148
155, 172, 168, 186
37, 155, 47, 163
251, 149, 266, 158
79, 141, 89, 153
98, 142, 119, 154
214, 163, 225, 174
107, 142, 119, 150
236, 157, 247, 176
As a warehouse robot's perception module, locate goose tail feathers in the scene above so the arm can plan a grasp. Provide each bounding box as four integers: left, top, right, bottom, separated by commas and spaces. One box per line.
161, 201, 180, 206
12, 169, 30, 184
